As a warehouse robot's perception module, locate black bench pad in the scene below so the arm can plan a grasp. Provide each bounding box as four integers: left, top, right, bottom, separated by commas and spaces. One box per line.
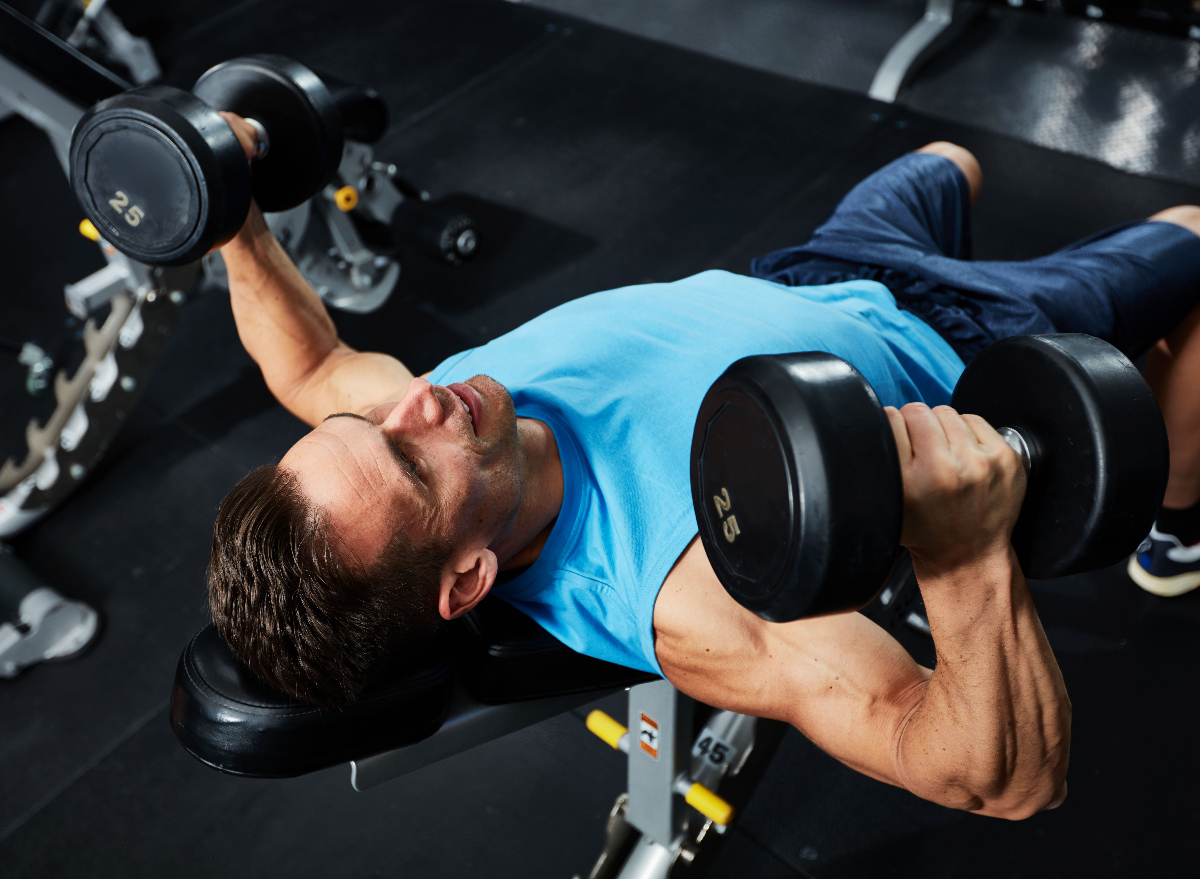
450, 596, 658, 703
170, 596, 656, 779
169, 625, 455, 778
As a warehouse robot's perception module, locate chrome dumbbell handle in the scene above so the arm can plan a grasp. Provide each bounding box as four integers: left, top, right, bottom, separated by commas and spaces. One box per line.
998, 426, 1032, 474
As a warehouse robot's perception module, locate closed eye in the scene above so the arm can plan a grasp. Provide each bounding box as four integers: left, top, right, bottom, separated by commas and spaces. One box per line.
390, 441, 421, 479
322, 412, 422, 482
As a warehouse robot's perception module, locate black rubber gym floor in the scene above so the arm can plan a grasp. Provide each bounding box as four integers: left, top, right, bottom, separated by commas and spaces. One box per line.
1, 1, 1198, 876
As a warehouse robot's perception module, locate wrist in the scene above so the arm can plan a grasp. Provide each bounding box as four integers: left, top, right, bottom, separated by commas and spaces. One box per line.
220, 204, 272, 261
909, 542, 1019, 593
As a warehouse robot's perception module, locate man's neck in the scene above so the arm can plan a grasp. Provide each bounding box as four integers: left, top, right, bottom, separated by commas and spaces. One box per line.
496, 416, 563, 570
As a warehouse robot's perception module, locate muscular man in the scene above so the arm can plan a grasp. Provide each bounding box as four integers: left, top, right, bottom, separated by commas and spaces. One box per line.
206, 120, 1200, 819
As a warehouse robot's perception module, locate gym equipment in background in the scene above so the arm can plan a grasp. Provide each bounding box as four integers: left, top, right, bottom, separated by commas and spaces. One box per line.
691, 334, 1169, 623
0, 3, 195, 536
203, 130, 478, 314
0, 3, 188, 671
34, 0, 160, 86
0, 543, 98, 678
0, 256, 194, 537
872, 0, 1200, 104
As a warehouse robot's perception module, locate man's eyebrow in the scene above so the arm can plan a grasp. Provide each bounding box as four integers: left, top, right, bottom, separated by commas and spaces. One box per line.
322, 411, 424, 488
322, 412, 369, 423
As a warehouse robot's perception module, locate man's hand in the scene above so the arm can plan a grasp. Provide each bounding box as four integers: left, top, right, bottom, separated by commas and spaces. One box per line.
209, 112, 271, 255
885, 402, 1026, 574
218, 111, 260, 163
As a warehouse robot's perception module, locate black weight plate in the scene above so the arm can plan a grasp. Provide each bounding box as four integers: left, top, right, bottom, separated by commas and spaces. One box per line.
193, 55, 343, 212
70, 85, 250, 265
951, 334, 1168, 579
691, 353, 903, 622
392, 199, 479, 265
330, 84, 389, 144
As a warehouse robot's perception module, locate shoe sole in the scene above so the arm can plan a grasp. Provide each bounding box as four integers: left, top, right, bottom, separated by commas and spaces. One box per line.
1126, 555, 1200, 597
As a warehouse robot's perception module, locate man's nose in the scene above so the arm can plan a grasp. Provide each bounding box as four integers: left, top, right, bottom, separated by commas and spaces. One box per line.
385, 378, 446, 432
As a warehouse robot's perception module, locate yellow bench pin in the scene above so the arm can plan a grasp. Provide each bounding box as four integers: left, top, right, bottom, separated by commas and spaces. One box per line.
334, 185, 359, 212
585, 710, 628, 750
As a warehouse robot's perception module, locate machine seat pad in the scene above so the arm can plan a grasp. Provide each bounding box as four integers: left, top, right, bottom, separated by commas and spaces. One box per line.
451, 596, 658, 703
170, 625, 455, 778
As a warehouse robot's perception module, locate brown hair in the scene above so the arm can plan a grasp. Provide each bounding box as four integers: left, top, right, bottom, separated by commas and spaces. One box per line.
207, 465, 449, 707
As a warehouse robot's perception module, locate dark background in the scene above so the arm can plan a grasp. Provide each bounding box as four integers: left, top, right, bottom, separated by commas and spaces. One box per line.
1, 1, 1198, 876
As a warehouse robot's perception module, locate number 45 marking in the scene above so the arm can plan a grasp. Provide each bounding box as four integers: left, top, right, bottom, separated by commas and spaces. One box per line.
109, 191, 145, 227
692, 733, 732, 767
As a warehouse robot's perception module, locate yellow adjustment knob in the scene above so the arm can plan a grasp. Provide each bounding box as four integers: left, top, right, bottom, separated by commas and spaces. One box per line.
79, 218, 100, 242
586, 710, 628, 750
334, 185, 359, 212
684, 783, 735, 827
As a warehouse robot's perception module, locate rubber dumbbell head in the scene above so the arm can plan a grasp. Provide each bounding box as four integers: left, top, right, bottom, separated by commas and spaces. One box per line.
693, 335, 1170, 625
690, 353, 903, 623
70, 55, 344, 265
193, 55, 343, 213
70, 84, 250, 265
951, 334, 1168, 579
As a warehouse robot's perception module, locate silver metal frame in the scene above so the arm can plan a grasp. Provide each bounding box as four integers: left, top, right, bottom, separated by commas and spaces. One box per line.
625, 680, 692, 848
0, 51, 83, 170
868, 0, 957, 103
576, 682, 758, 879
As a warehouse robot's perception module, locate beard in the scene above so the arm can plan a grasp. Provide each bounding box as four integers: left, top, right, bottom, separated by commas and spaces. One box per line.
461, 374, 523, 536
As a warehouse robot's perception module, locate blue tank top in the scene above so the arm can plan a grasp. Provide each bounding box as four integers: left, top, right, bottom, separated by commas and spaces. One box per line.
427, 271, 963, 673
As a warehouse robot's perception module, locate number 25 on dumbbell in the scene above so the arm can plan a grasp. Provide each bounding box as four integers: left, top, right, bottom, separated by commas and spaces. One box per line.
107, 191, 144, 227
711, 487, 741, 544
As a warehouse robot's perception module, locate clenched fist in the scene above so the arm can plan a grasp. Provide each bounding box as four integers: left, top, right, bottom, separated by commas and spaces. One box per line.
885, 402, 1026, 575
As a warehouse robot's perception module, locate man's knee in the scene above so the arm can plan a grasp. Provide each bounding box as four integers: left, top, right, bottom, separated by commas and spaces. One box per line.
1151, 205, 1200, 240
916, 141, 982, 204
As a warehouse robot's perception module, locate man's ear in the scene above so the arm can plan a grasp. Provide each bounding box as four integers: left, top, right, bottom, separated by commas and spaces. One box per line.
437, 548, 498, 620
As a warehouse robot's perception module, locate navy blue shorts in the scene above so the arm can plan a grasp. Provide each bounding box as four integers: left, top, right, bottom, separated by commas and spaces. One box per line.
751, 152, 1200, 363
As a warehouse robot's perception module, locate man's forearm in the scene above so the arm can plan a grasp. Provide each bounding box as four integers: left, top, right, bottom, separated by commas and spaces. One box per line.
221, 206, 346, 415
896, 547, 1071, 819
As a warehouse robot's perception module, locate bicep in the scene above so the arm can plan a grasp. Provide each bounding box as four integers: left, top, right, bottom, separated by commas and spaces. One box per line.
654, 539, 930, 786
282, 346, 415, 427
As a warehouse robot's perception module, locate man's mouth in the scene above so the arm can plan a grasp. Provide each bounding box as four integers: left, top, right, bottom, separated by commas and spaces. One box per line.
447, 382, 482, 435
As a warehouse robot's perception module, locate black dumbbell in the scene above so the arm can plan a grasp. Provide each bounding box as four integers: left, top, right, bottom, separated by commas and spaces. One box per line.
69, 55, 344, 265
690, 334, 1169, 623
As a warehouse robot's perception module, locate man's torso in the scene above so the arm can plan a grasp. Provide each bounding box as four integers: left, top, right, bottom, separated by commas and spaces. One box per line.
427, 270, 964, 672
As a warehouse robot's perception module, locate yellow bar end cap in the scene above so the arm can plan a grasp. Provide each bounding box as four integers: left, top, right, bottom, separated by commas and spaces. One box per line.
685, 783, 734, 827
585, 710, 628, 750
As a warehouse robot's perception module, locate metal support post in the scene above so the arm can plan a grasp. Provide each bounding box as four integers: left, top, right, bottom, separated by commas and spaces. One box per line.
625, 680, 693, 847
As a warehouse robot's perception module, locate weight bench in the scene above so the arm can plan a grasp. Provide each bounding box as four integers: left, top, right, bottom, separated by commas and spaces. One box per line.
171, 593, 764, 877
171, 593, 657, 783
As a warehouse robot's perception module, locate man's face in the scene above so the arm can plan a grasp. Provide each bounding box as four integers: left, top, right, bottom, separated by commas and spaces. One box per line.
279, 375, 522, 568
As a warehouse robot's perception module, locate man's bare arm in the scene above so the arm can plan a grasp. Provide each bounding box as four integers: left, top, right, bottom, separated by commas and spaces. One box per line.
654, 404, 1071, 819
218, 114, 414, 426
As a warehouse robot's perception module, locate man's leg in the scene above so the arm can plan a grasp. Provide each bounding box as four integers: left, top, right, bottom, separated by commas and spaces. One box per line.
1117, 205, 1200, 595
1144, 207, 1200, 511
752, 142, 981, 286
916, 142, 981, 205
